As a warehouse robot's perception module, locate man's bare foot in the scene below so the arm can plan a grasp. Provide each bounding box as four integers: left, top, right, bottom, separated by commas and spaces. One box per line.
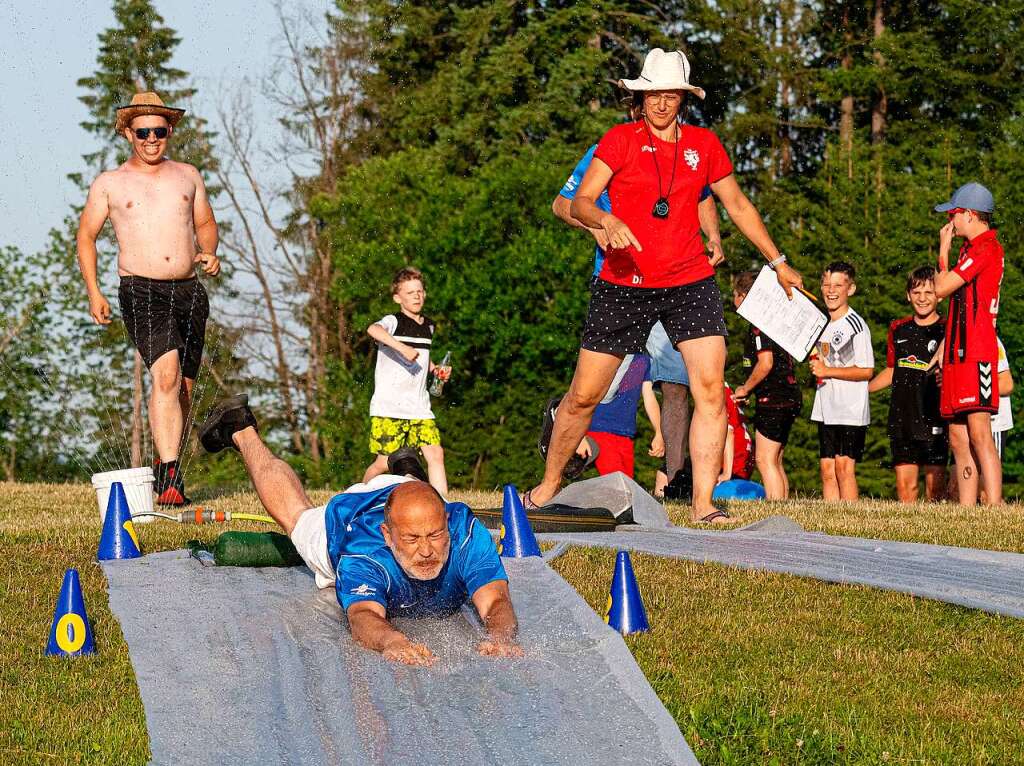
690, 507, 731, 526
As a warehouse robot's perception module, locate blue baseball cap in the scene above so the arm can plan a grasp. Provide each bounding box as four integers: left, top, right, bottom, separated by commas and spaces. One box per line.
934, 181, 994, 213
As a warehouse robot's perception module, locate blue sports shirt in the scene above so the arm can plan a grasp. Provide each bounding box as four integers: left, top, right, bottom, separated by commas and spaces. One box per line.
589, 355, 652, 438
559, 144, 713, 276
324, 484, 507, 618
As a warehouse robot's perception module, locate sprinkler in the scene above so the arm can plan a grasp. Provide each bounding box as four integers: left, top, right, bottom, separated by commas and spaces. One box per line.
133, 508, 275, 525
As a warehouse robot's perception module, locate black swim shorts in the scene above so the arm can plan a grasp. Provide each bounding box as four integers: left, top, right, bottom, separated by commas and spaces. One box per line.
581, 276, 727, 355
754, 407, 799, 446
817, 423, 867, 462
118, 275, 209, 379
890, 434, 948, 467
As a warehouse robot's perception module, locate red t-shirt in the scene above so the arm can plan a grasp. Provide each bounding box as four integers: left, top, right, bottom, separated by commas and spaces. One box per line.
593, 121, 733, 288
724, 385, 754, 479
945, 229, 1004, 365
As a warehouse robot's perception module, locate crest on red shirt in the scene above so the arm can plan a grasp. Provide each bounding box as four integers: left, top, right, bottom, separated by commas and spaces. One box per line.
684, 148, 700, 170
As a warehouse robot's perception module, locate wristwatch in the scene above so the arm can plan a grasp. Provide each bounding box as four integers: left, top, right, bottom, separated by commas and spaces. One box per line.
768, 254, 787, 270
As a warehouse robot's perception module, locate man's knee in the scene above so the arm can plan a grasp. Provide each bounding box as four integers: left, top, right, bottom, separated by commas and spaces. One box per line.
692, 382, 725, 417
564, 387, 603, 414
820, 458, 836, 481
152, 366, 182, 395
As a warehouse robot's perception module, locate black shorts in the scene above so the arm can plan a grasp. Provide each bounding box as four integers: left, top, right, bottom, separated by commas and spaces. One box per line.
891, 435, 948, 467
118, 275, 209, 379
754, 407, 799, 446
817, 423, 867, 462
581, 276, 727, 355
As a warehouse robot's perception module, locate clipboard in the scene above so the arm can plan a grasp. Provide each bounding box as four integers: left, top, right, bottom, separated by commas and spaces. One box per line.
737, 266, 828, 362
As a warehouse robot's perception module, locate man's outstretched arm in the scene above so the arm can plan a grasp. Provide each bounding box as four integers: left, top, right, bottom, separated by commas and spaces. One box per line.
347, 600, 437, 666
471, 580, 523, 657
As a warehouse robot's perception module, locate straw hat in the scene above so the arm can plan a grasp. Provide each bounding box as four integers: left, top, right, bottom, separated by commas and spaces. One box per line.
620, 48, 705, 100
114, 92, 185, 134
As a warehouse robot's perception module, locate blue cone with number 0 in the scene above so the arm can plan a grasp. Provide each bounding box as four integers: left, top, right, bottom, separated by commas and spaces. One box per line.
497, 484, 541, 558
605, 550, 649, 635
46, 568, 95, 657
97, 481, 142, 561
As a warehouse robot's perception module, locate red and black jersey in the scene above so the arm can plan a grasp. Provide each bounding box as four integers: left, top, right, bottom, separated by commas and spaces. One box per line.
742, 326, 801, 410
886, 316, 944, 441
945, 229, 1003, 365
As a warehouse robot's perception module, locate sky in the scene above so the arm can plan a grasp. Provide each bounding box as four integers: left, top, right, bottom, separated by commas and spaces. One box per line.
0, 0, 330, 255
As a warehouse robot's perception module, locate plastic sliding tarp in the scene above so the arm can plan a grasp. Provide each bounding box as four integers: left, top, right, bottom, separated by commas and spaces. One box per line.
101, 552, 699, 766
539, 519, 1024, 619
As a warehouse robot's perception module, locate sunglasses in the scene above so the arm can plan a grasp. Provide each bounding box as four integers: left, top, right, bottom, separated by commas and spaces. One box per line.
133, 127, 168, 140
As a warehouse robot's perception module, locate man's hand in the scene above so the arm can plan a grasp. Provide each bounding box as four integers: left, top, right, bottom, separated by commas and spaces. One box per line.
707, 240, 725, 268
588, 226, 611, 250
773, 261, 804, 299
576, 438, 593, 459
477, 638, 524, 659
381, 635, 437, 666
194, 251, 221, 277
732, 386, 749, 403
717, 471, 731, 485
601, 215, 643, 252
649, 431, 665, 458
809, 356, 830, 379
88, 292, 112, 325
434, 365, 452, 381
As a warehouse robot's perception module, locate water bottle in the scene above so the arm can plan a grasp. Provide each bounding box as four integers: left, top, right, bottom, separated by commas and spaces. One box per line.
429, 351, 452, 397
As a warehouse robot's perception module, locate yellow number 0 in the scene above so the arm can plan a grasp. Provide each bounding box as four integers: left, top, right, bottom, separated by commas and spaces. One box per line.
55, 613, 86, 653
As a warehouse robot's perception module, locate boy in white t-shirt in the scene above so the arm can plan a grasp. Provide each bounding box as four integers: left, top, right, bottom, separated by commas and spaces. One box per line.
362, 267, 451, 493
809, 262, 875, 501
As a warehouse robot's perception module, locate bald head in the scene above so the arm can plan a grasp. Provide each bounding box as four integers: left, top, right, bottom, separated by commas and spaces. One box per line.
384, 481, 446, 526
381, 481, 450, 581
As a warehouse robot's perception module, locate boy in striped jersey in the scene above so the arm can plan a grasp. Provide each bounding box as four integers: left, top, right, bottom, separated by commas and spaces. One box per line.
809, 262, 875, 501
363, 267, 451, 494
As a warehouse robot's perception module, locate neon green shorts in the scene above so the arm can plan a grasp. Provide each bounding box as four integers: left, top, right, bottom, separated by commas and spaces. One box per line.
369, 416, 442, 455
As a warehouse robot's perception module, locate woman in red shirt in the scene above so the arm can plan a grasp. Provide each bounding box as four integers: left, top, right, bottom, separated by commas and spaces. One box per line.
524, 48, 802, 523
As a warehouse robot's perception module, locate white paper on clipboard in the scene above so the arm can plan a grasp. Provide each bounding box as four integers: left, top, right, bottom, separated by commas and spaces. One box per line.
737, 266, 828, 362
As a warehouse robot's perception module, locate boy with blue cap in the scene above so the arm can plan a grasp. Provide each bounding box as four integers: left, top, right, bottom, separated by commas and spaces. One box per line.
931, 182, 1004, 505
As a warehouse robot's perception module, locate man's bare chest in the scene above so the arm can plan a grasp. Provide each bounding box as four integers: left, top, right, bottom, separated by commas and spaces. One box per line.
108, 172, 195, 225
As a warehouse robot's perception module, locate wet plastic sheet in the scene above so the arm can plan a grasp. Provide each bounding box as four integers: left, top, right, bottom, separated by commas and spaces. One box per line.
538, 526, 1024, 618
101, 552, 698, 766
549, 472, 672, 527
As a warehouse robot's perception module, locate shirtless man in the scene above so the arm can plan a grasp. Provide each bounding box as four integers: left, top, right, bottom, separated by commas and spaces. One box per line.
77, 92, 221, 505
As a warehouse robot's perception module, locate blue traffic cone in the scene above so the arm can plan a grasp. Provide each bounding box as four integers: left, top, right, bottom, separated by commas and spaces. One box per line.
97, 481, 142, 561
605, 550, 650, 635
497, 484, 541, 558
45, 569, 95, 657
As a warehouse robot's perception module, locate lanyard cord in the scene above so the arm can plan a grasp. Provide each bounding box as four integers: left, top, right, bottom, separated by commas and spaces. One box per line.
642, 119, 680, 202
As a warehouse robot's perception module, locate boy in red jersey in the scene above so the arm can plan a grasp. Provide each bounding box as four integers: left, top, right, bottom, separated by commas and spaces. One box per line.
932, 182, 1004, 505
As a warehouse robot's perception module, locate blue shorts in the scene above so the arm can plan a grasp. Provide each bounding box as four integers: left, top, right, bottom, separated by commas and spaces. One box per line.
646, 321, 690, 386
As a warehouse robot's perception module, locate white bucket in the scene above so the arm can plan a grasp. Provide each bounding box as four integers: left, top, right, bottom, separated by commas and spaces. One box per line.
92, 467, 156, 525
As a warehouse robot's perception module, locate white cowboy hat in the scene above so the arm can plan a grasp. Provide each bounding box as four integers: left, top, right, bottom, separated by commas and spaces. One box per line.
620, 48, 706, 100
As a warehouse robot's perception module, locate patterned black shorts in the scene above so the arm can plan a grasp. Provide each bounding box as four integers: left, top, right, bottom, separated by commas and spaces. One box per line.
119, 275, 209, 379
581, 277, 728, 355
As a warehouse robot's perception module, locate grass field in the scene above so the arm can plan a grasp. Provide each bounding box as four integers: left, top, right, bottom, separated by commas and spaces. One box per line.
2, 481, 1023, 765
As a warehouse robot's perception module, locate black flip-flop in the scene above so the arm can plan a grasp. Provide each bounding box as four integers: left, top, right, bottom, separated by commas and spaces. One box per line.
696, 509, 731, 524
